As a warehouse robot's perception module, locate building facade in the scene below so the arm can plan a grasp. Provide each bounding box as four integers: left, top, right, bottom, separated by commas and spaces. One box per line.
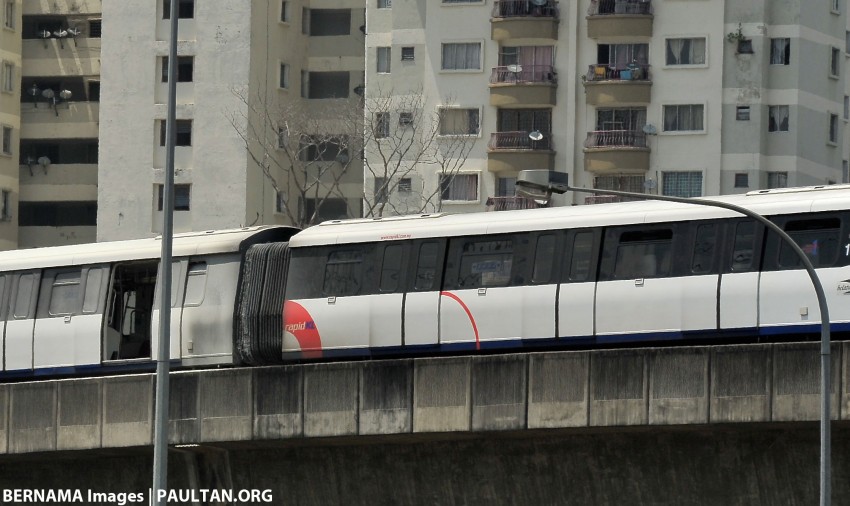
365, 0, 847, 211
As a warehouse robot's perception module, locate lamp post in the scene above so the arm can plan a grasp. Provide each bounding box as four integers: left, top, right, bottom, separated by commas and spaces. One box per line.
516, 170, 832, 506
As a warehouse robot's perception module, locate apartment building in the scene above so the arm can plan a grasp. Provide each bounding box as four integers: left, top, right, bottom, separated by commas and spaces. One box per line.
97, 0, 365, 241
0, 0, 20, 250
365, 0, 846, 211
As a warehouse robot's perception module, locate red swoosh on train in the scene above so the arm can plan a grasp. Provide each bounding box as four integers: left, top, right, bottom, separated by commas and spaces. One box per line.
283, 300, 323, 358
440, 291, 480, 350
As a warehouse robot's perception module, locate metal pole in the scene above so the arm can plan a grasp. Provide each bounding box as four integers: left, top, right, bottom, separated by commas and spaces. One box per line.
153, 0, 179, 503
565, 186, 830, 505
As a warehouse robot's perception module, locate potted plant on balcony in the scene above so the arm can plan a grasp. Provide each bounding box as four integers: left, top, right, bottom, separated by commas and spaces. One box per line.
726, 23, 753, 55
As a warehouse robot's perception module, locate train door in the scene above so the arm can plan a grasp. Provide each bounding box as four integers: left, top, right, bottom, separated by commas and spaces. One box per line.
718, 220, 762, 330
403, 240, 444, 347
179, 255, 241, 362
103, 261, 158, 361
758, 213, 846, 330
596, 223, 718, 336
0, 275, 8, 370
150, 260, 186, 360
369, 243, 406, 349
33, 266, 108, 368
5, 271, 40, 371
439, 234, 530, 347
558, 229, 600, 339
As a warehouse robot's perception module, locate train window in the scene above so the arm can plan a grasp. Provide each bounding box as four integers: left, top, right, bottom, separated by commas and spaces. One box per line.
184, 262, 208, 306
457, 238, 513, 288
414, 242, 439, 291
0, 275, 5, 320
779, 218, 841, 268
323, 249, 363, 296
82, 267, 103, 314
49, 270, 81, 316
613, 229, 673, 279
692, 223, 717, 274
731, 221, 756, 272
569, 231, 594, 281
13, 274, 35, 319
380, 244, 403, 292
532, 234, 556, 284
285, 248, 325, 299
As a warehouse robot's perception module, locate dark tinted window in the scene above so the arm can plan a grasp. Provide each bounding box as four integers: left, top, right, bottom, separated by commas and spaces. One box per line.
456, 238, 513, 289
613, 229, 673, 279
19, 201, 96, 227
414, 242, 439, 291
692, 223, 717, 274
323, 250, 363, 296
532, 234, 555, 284
731, 221, 756, 272
380, 244, 403, 292
779, 218, 841, 268
569, 231, 594, 281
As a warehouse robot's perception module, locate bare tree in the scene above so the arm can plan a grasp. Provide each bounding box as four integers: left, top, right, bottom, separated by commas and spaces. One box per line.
363, 88, 478, 217
229, 87, 364, 228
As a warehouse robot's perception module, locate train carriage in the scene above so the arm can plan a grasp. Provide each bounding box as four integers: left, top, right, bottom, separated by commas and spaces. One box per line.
282, 185, 850, 359
0, 225, 297, 377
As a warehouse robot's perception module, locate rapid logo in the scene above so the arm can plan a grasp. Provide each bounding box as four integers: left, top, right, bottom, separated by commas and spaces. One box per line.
838, 279, 850, 294
283, 301, 323, 358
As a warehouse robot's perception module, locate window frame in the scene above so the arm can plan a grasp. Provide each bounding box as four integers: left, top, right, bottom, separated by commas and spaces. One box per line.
1, 124, 11, 156
440, 41, 483, 72
439, 172, 480, 203
437, 106, 481, 137
1, 60, 13, 93
769, 38, 791, 65
663, 36, 708, 67
163, 0, 194, 19
280, 0, 290, 23
161, 56, 194, 83
661, 103, 706, 134
401, 47, 415, 61
768, 105, 790, 133
279, 62, 289, 89
661, 171, 703, 198
830, 46, 841, 78
376, 46, 391, 74
3, 0, 15, 30
159, 119, 192, 147
156, 183, 191, 211
829, 113, 839, 145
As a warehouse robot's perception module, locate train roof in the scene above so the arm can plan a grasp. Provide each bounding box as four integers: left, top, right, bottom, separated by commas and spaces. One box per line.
0, 226, 297, 271
289, 184, 850, 247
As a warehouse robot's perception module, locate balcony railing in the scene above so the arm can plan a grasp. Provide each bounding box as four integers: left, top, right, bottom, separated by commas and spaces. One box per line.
584, 130, 647, 148
489, 131, 553, 150
492, 0, 559, 18
588, 0, 652, 15
586, 63, 650, 82
490, 65, 557, 85
485, 196, 546, 211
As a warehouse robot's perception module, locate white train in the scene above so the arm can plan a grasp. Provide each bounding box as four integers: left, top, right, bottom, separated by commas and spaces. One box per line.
282, 185, 850, 359
1, 184, 849, 378
0, 226, 297, 378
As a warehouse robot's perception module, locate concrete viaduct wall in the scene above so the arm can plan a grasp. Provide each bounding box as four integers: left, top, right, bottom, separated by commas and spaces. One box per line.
0, 341, 847, 453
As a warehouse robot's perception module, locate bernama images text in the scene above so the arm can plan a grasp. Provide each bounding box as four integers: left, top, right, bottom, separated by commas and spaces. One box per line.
3, 489, 275, 504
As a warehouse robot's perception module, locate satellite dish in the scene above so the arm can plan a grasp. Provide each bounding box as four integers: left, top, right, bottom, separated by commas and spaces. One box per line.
39, 30, 52, 38
528, 130, 544, 141
54, 29, 68, 38
506, 64, 523, 73
67, 27, 81, 37
41, 89, 54, 99
37, 156, 51, 168
59, 89, 72, 100
642, 124, 657, 135
531, 0, 548, 6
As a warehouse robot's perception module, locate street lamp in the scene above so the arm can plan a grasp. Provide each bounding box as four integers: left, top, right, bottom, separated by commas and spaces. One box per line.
516, 169, 832, 506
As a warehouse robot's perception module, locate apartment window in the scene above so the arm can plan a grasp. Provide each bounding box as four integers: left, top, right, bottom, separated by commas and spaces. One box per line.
307, 71, 349, 98
87, 81, 100, 102
594, 175, 644, 193
161, 56, 193, 83
299, 136, 349, 162
1, 61, 12, 92
376, 47, 391, 73
767, 172, 788, 189
401, 47, 415, 61
19, 201, 97, 227
275, 190, 286, 213
665, 38, 706, 66
88, 19, 101, 38
398, 178, 412, 193
1, 189, 10, 221
736, 106, 750, 121
662, 171, 703, 198
439, 108, 480, 136
829, 113, 839, 144
374, 112, 390, 139
280, 1, 290, 22
1, 125, 11, 155
399, 112, 413, 126
159, 120, 192, 146
769, 105, 789, 132
378, 0, 391, 8
845, 96, 849, 121
832, 0, 840, 13
163, 0, 194, 19
439, 173, 479, 202
662, 104, 704, 132
279, 63, 289, 88
769, 38, 790, 65
831, 47, 841, 77
157, 184, 191, 211
734, 173, 749, 188
441, 42, 481, 70
4, 0, 14, 30
374, 177, 388, 204
309, 9, 350, 36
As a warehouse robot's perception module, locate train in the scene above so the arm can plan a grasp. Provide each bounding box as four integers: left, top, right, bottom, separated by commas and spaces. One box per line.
1, 184, 850, 377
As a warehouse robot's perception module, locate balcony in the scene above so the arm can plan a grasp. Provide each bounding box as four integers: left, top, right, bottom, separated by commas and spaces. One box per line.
485, 196, 546, 211
488, 131, 555, 173
20, 102, 100, 139
491, 0, 559, 41
21, 38, 101, 76
583, 130, 650, 173
583, 64, 651, 106
587, 0, 652, 39
489, 65, 557, 107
